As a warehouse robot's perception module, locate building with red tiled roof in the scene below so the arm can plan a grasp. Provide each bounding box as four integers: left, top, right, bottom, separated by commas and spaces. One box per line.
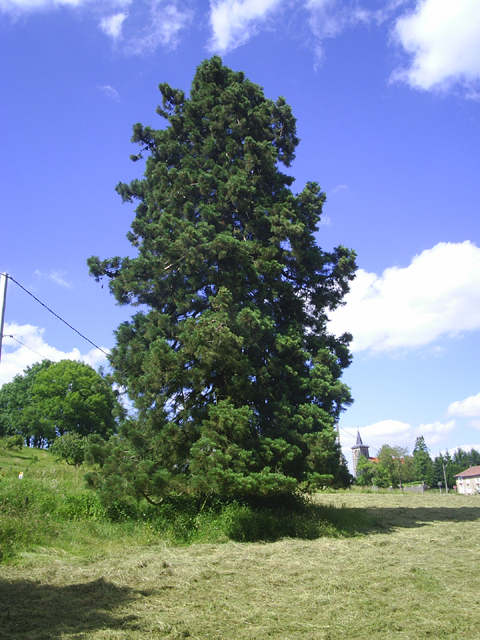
454, 465, 480, 495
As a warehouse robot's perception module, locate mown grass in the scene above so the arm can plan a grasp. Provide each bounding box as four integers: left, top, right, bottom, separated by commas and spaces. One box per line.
1, 449, 480, 639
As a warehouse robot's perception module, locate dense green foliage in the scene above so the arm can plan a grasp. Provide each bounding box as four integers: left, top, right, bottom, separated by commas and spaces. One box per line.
0, 447, 365, 562
0, 360, 121, 447
49, 432, 111, 468
0, 360, 52, 446
88, 57, 356, 501
355, 455, 390, 487
413, 436, 434, 485
0, 435, 23, 451
356, 435, 480, 489
356, 445, 415, 488
377, 445, 414, 488
432, 447, 480, 488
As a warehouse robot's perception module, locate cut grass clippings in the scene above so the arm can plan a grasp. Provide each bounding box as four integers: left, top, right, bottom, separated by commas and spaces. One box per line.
1, 488, 479, 639
1, 450, 480, 638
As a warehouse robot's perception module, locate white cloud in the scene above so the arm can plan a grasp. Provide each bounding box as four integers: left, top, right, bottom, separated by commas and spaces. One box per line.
344, 419, 455, 459
392, 0, 480, 92
0, 322, 109, 386
362, 419, 412, 440
0, 0, 130, 14
331, 184, 348, 194
319, 215, 332, 227
98, 85, 120, 101
0, 0, 84, 11
329, 241, 480, 353
127, 1, 192, 53
447, 392, 480, 418
417, 420, 456, 444
442, 444, 480, 455
100, 12, 127, 39
209, 0, 285, 53
0, 0, 190, 54
34, 270, 72, 288
306, 0, 380, 65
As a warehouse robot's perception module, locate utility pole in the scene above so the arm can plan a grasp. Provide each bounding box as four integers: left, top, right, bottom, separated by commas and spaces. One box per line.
443, 463, 449, 494
0, 273, 7, 364
336, 423, 343, 464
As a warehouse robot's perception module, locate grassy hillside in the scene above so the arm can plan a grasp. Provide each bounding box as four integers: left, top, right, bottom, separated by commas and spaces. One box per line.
0, 446, 374, 564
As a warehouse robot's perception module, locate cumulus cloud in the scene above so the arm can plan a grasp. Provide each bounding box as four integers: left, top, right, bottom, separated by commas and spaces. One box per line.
447, 392, 480, 418
418, 420, 456, 442
347, 418, 455, 456
100, 11, 127, 39
392, 0, 480, 92
329, 241, 480, 353
0, 322, 109, 386
209, 0, 285, 53
362, 419, 412, 440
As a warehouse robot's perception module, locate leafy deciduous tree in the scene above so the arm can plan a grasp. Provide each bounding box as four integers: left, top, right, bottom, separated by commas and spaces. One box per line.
355, 455, 375, 486
0, 360, 53, 446
355, 454, 391, 488
50, 432, 87, 467
377, 445, 415, 488
0, 360, 122, 447
50, 432, 109, 468
32, 360, 121, 442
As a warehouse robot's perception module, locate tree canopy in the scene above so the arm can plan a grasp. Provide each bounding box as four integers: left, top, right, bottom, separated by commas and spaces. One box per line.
413, 436, 434, 485
88, 57, 356, 500
0, 360, 121, 447
0, 360, 52, 447
356, 436, 480, 490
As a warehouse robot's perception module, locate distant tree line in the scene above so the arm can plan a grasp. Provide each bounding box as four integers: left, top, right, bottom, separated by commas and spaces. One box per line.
355, 436, 480, 489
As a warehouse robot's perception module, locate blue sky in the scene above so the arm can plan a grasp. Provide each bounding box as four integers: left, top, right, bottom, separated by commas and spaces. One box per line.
1, 0, 480, 469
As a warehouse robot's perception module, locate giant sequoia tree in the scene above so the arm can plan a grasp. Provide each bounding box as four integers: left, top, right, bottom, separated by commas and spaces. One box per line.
88, 57, 356, 500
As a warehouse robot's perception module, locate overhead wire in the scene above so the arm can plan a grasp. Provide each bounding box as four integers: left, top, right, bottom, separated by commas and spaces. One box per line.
6, 275, 109, 356
2, 335, 49, 361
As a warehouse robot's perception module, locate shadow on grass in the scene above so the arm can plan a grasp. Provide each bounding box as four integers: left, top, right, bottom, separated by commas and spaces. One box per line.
198, 498, 480, 542
0, 453, 39, 462
146, 496, 387, 543
334, 504, 480, 535
0, 576, 143, 639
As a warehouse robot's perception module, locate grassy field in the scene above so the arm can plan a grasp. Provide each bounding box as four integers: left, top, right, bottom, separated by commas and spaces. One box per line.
1, 448, 480, 639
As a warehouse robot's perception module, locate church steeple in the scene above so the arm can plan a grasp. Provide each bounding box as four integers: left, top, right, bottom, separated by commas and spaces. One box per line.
351, 430, 370, 477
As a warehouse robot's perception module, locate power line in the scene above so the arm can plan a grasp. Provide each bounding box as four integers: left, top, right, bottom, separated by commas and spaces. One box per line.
6, 275, 109, 357
338, 425, 359, 442
2, 335, 49, 361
